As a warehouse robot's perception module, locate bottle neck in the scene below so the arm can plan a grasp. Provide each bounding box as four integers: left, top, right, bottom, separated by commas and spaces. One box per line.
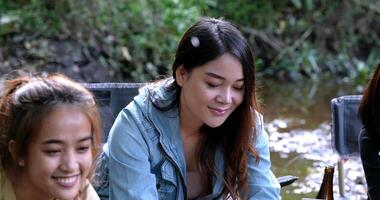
316, 166, 334, 199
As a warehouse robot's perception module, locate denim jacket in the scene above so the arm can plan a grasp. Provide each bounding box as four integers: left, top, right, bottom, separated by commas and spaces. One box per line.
96, 79, 281, 200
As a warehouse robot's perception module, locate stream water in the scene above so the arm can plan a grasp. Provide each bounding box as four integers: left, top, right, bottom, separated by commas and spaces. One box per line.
260, 78, 366, 200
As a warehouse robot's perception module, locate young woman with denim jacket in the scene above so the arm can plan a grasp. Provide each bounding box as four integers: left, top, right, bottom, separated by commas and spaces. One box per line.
96, 17, 281, 199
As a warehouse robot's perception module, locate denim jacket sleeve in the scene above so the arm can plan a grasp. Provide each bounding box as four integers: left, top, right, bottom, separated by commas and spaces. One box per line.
246, 114, 281, 199
107, 105, 158, 199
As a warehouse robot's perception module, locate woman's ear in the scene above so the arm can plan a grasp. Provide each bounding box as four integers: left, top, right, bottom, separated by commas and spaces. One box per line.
175, 65, 187, 87
8, 140, 24, 167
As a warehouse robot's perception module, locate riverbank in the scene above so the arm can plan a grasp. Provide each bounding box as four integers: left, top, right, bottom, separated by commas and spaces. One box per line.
262, 79, 366, 199
268, 119, 366, 199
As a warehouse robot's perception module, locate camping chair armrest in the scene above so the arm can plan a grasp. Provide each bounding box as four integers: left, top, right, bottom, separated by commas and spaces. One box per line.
278, 175, 298, 187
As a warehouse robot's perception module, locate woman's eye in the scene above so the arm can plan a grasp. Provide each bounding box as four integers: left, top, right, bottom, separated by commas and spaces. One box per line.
78, 146, 90, 153
207, 82, 218, 88
44, 150, 61, 155
234, 85, 244, 90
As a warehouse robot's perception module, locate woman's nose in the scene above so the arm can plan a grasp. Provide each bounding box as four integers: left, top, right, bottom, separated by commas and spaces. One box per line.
216, 88, 232, 104
60, 151, 79, 172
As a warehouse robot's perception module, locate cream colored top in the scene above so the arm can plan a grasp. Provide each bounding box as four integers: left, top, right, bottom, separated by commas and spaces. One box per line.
0, 169, 99, 200
0, 169, 16, 200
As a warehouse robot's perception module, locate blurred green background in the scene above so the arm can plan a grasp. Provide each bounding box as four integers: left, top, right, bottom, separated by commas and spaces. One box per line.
1, 1, 377, 199
1, 0, 379, 83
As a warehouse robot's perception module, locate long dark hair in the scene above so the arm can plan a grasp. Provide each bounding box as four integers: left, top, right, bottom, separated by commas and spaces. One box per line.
359, 62, 380, 141
152, 17, 260, 199
0, 71, 101, 198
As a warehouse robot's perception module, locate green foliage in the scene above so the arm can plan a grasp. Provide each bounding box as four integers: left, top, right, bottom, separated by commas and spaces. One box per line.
94, 0, 206, 80
207, 0, 380, 81
1, 0, 206, 81
1, 0, 379, 81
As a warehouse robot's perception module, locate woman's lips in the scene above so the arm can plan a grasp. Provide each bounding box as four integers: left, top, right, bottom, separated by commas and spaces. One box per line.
209, 107, 229, 116
53, 175, 79, 188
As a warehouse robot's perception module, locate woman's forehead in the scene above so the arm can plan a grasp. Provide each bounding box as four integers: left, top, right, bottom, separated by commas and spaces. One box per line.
196, 53, 244, 81
32, 105, 92, 144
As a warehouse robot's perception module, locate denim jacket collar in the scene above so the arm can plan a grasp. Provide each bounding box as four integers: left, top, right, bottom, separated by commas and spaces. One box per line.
148, 104, 225, 199
138, 79, 225, 199
149, 104, 187, 181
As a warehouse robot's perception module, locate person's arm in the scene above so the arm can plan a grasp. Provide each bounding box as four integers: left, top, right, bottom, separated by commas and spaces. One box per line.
359, 128, 380, 199
107, 105, 158, 199
246, 114, 281, 199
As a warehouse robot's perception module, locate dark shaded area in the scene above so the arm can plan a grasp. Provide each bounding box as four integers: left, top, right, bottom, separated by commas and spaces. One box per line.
0, 35, 128, 82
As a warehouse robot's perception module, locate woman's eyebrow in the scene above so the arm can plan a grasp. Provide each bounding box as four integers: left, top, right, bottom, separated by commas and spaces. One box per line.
41, 136, 92, 144
205, 72, 224, 80
205, 72, 244, 82
78, 136, 93, 142
41, 139, 62, 145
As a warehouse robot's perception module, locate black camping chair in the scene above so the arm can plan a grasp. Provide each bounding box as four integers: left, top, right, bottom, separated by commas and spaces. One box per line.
83, 82, 298, 188
331, 95, 362, 197
83, 82, 145, 142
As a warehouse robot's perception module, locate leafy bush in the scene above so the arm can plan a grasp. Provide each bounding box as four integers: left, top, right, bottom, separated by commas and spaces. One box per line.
1, 0, 207, 80
1, 0, 379, 82
207, 0, 380, 81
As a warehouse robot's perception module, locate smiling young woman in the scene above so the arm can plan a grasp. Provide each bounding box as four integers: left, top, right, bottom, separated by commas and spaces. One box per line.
0, 72, 101, 200
95, 17, 281, 200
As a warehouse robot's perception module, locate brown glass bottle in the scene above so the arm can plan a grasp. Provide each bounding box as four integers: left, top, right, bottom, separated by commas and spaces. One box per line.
316, 166, 334, 200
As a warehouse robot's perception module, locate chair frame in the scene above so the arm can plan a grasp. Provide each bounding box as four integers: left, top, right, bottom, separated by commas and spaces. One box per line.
331, 95, 362, 197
